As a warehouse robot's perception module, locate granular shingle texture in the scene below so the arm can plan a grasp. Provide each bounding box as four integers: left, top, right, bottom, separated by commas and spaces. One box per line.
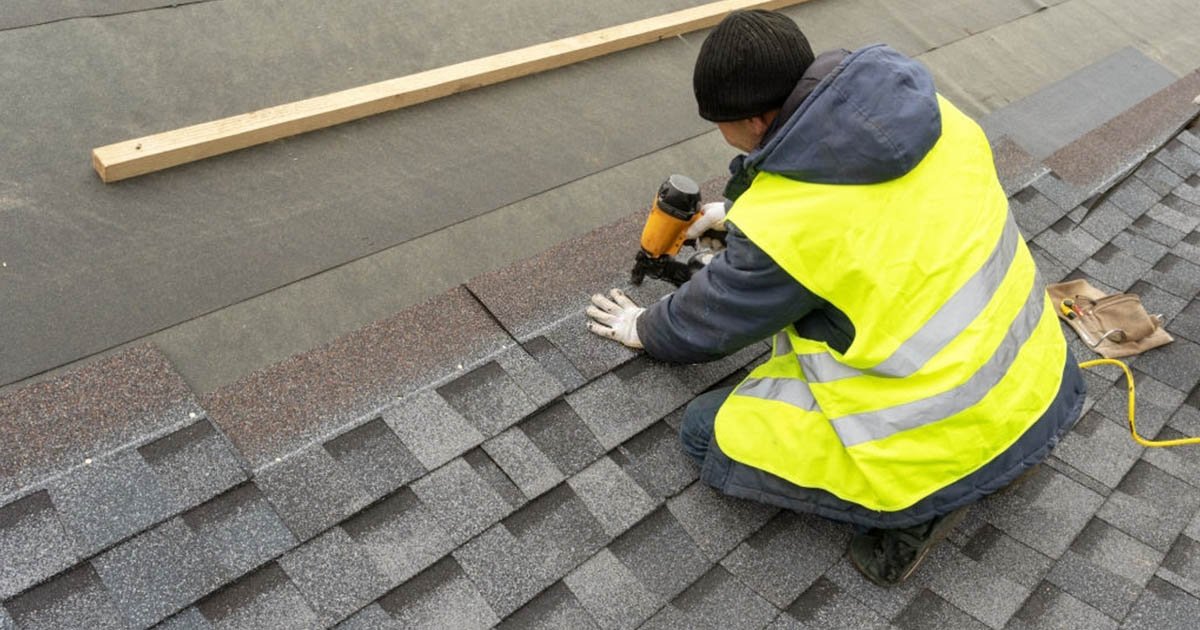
4, 58, 1200, 630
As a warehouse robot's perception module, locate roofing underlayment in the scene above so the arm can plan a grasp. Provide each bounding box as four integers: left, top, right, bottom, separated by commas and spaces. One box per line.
5, 51, 1200, 629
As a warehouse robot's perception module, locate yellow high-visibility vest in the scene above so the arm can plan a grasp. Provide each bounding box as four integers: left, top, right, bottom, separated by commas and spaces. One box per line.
715, 96, 1066, 512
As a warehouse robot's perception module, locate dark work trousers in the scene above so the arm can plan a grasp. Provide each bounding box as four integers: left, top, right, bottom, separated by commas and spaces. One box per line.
679, 386, 734, 467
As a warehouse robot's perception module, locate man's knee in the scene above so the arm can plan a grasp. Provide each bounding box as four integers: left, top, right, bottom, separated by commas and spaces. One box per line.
679, 386, 733, 467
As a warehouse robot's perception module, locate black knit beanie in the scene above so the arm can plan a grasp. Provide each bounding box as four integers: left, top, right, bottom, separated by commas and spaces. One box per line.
693, 10, 814, 122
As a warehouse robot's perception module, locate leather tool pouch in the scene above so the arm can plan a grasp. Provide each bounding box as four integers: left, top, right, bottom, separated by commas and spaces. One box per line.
1047, 279, 1173, 358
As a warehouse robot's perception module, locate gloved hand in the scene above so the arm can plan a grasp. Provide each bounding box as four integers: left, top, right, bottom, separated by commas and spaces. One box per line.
685, 201, 728, 253
586, 288, 645, 349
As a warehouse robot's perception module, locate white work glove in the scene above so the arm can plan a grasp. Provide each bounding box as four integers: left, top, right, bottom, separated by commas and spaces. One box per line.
685, 202, 728, 253
586, 289, 645, 349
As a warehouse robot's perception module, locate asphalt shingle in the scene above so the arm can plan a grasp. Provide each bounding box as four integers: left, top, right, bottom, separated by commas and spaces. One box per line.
278, 527, 390, 626
376, 557, 498, 630
341, 488, 454, 587
923, 543, 1031, 629
893, 588, 988, 630
496, 581, 600, 630
612, 358, 693, 420
1118, 576, 1200, 630
1099, 460, 1200, 554
3, 564, 126, 630
254, 444, 371, 543
1046, 517, 1162, 619
410, 454, 513, 546
1130, 336, 1200, 392
0, 491, 80, 601
1107, 176, 1163, 218
1033, 217, 1106, 270
719, 511, 847, 609
783, 575, 891, 629
179, 483, 296, 583
520, 401, 605, 477
974, 466, 1104, 559
436, 361, 538, 438
1010, 188, 1067, 238
137, 419, 247, 514
643, 565, 777, 630
522, 336, 588, 392
333, 604, 398, 630
382, 389, 484, 471
1005, 581, 1117, 630
1160, 535, 1200, 599
1092, 371, 1184, 441
823, 554, 932, 619
566, 374, 655, 450
1080, 243, 1154, 291
1052, 410, 1144, 489
564, 549, 662, 630
494, 345, 567, 409
483, 427, 564, 500
1135, 155, 1187, 196
91, 517, 223, 628
568, 455, 656, 539
613, 421, 698, 500
47, 448, 176, 556
544, 313, 640, 381
673, 344, 767, 395
504, 484, 608, 582
196, 563, 322, 630
1147, 253, 1200, 299
1031, 172, 1089, 212
323, 418, 424, 499
667, 482, 777, 562
452, 523, 549, 619
154, 607, 213, 630
1079, 201, 1137, 244
608, 507, 711, 602
1110, 229, 1171, 263
1155, 139, 1200, 178
957, 523, 1054, 588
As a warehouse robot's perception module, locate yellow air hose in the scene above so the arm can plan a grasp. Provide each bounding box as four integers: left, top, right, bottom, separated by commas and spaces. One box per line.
1078, 358, 1200, 447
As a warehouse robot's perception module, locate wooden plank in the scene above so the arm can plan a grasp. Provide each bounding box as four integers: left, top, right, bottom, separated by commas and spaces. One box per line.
91, 0, 811, 182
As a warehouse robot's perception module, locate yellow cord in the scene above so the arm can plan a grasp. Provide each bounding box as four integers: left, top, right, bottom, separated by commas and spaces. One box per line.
1078, 358, 1200, 447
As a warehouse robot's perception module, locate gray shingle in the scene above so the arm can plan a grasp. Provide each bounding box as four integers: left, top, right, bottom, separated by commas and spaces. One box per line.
1006, 582, 1117, 630
893, 589, 988, 630
333, 604, 399, 630
1031, 173, 1089, 212
1032, 218, 1105, 270
648, 566, 777, 630
495, 345, 568, 408
544, 313, 639, 380
823, 554, 932, 619
138, 419, 247, 513
1130, 280, 1192, 324
452, 523, 550, 619
1098, 492, 1190, 554
608, 507, 711, 601
1010, 188, 1067, 238
720, 511, 846, 608
3, 564, 126, 630
1111, 229, 1171, 263
521, 401, 605, 477
382, 390, 484, 471
278, 527, 390, 626
1028, 242, 1073, 284
0, 490, 80, 600
612, 358, 693, 420
1167, 299, 1200, 342
974, 466, 1104, 558
323, 418, 424, 499
410, 455, 512, 545
1079, 201, 1137, 243
1047, 549, 1146, 620
436, 361, 538, 437
1080, 243, 1153, 291
958, 523, 1054, 588
341, 488, 454, 586
566, 374, 654, 450
1056, 517, 1162, 615
673, 344, 767, 395
91, 518, 223, 628
48, 448, 176, 555
180, 483, 296, 582
0, 608, 12, 630
1093, 371, 1185, 440
1155, 139, 1200, 178
154, 607, 214, 630
924, 544, 1031, 629
483, 427, 564, 500
1131, 213, 1189, 247
614, 421, 698, 500
504, 484, 608, 581
564, 549, 662, 630
196, 563, 321, 630
1135, 155, 1187, 196
254, 445, 371, 542
1052, 410, 1144, 489
1147, 254, 1200, 299
1148, 202, 1200, 234
667, 482, 777, 561
1142, 409, 1200, 487
523, 336, 587, 392
567, 456, 656, 538
1108, 177, 1163, 218
1161, 535, 1200, 598
496, 582, 600, 630
784, 576, 891, 629
1131, 337, 1200, 392
1165, 192, 1200, 219
1121, 576, 1200, 630
377, 557, 498, 630
464, 447, 525, 508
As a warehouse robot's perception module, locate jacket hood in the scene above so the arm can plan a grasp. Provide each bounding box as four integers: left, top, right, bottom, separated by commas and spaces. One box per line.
746, 44, 942, 185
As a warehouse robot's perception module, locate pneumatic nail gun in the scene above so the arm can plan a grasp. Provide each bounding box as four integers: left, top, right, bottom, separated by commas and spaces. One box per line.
629, 174, 723, 287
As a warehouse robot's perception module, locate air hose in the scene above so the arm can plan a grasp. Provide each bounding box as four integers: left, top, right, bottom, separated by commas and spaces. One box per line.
1078, 358, 1200, 447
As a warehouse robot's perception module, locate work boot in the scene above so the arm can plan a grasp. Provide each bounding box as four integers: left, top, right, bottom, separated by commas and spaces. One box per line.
848, 507, 967, 587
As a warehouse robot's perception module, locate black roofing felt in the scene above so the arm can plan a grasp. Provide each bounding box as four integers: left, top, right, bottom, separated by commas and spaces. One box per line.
3, 74, 1200, 630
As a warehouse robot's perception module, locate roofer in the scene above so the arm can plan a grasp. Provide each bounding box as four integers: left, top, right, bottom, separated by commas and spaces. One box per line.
585, 10, 1086, 586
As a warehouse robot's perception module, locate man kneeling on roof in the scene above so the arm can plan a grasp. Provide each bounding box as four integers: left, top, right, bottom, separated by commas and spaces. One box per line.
585, 9, 1086, 586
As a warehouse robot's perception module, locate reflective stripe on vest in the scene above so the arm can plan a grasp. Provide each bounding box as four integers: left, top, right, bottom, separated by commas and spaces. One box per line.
797, 214, 1022, 384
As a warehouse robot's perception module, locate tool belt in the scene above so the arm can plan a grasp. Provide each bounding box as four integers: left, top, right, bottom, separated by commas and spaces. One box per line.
1046, 279, 1172, 358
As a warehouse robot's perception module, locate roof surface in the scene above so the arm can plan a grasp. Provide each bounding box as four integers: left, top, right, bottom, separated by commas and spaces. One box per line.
4, 52, 1200, 627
